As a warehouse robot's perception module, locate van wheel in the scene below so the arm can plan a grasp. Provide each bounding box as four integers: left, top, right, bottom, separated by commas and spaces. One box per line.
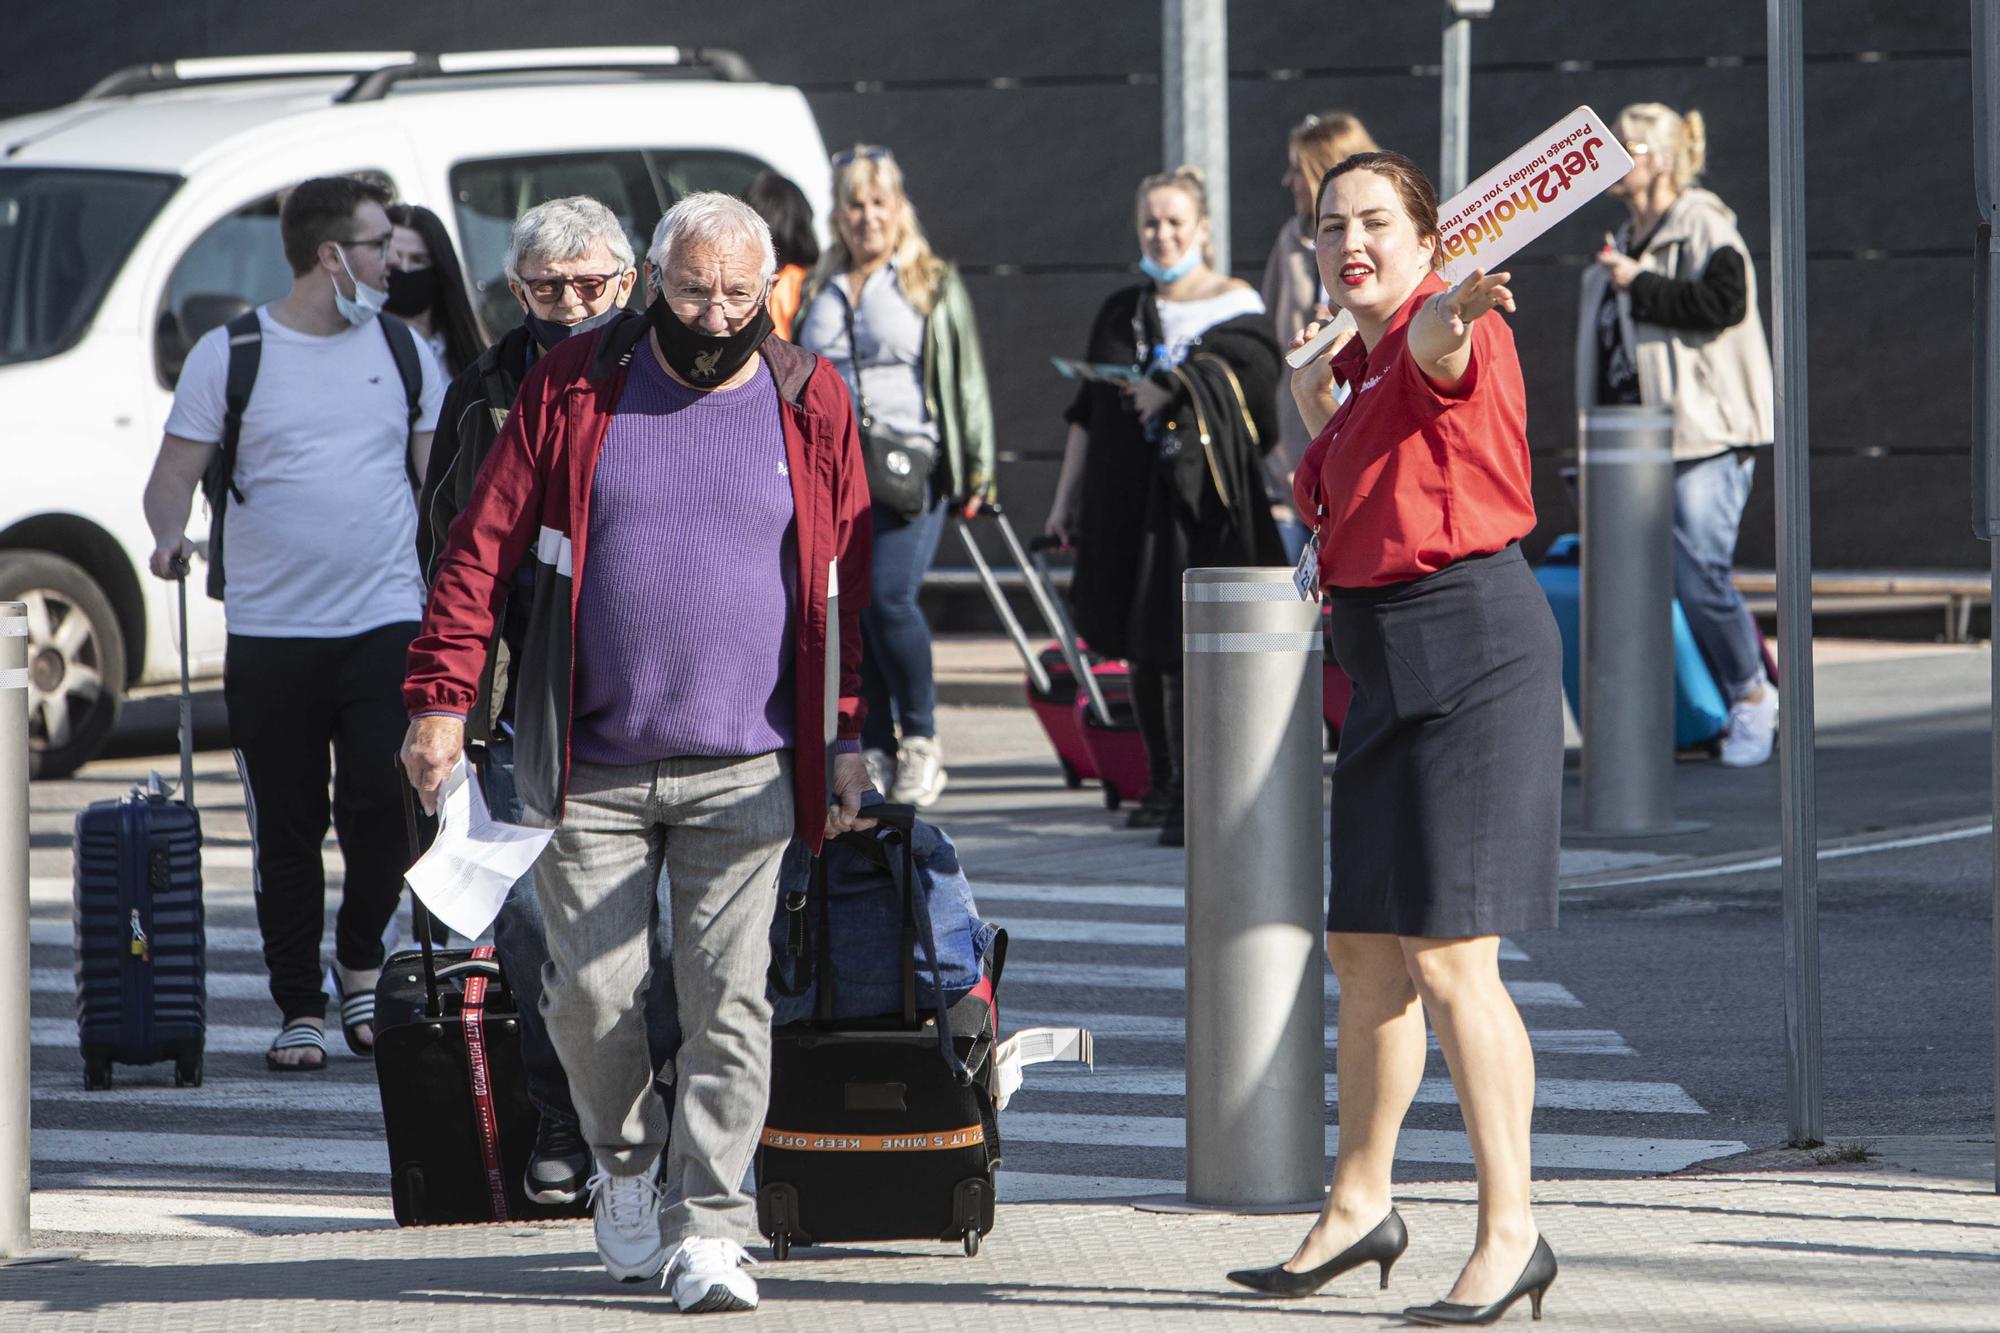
0, 553, 126, 780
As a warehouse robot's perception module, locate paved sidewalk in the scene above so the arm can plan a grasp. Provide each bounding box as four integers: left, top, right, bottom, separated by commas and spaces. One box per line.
11, 637, 1996, 1328
4, 1137, 1994, 1330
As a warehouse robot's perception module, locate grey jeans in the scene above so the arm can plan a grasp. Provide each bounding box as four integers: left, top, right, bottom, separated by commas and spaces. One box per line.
484, 738, 678, 1128
535, 751, 792, 1244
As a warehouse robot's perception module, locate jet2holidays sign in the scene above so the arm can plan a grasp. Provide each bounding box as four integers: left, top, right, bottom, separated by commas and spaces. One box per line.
1437, 105, 1635, 283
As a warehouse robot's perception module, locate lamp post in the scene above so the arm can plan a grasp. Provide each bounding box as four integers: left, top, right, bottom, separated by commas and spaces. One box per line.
1439, 0, 1493, 197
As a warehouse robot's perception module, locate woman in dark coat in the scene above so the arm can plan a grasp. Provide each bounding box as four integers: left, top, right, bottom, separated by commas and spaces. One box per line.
1045, 166, 1285, 845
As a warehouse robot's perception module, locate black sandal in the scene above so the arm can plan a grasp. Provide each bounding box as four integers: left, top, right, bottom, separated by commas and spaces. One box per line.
266, 1021, 329, 1072
330, 969, 377, 1057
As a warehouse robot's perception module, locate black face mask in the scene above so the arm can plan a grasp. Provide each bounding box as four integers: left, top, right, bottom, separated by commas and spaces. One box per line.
645, 296, 773, 387
385, 266, 441, 319
523, 305, 625, 352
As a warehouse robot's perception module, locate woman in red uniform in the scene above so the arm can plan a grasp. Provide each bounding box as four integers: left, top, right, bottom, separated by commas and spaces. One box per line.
1225, 151, 1561, 1327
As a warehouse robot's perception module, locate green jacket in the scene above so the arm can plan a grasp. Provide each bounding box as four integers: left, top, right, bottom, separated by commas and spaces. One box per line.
804, 262, 996, 500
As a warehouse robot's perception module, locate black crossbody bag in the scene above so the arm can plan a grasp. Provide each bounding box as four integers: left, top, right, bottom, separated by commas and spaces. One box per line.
842, 292, 936, 518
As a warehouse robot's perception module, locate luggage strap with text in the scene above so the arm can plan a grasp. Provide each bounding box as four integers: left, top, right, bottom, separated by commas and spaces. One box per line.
462, 945, 510, 1220
760, 1124, 986, 1153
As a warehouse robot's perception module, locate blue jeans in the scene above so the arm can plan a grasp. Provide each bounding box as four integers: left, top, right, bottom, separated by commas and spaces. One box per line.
860, 493, 950, 754
1674, 449, 1764, 702
485, 737, 680, 1128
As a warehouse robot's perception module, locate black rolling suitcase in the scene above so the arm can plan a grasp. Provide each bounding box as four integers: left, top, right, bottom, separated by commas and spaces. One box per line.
374, 774, 587, 1226
73, 570, 205, 1090
757, 804, 1005, 1259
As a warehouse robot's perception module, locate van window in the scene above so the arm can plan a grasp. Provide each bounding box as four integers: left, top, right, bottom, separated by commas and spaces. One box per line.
155, 174, 398, 385
0, 168, 178, 367
450, 149, 770, 336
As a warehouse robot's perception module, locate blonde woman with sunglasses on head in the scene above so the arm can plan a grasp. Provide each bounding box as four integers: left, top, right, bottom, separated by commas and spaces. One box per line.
796, 145, 996, 809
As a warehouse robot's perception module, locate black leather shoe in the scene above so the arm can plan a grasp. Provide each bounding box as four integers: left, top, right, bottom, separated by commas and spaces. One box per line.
1225, 1209, 1408, 1297
1403, 1235, 1557, 1326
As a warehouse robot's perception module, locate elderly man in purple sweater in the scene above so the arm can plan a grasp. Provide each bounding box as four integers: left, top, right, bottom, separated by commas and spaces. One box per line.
402, 193, 873, 1313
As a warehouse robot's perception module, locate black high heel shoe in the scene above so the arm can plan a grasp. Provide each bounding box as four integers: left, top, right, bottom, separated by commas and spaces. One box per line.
1225, 1209, 1408, 1298
1402, 1235, 1557, 1326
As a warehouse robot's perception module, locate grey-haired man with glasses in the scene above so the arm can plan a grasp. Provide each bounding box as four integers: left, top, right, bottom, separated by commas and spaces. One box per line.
417, 194, 688, 1215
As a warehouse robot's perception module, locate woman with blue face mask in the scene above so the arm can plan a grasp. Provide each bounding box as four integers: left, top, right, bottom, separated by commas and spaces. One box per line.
1043, 166, 1287, 845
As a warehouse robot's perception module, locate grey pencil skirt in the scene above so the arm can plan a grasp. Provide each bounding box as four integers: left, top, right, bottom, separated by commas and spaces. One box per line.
1325, 543, 1563, 938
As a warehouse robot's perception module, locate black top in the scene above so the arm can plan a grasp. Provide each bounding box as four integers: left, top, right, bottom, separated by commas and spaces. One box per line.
1062, 284, 1285, 665
1595, 228, 1748, 407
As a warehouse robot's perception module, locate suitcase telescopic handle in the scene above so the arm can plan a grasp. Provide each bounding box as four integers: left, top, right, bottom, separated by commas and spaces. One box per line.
1020, 538, 1111, 726
173, 560, 195, 808
397, 766, 443, 1019
952, 517, 1050, 695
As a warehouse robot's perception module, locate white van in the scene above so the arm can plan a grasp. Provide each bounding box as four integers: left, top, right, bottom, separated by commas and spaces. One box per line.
0, 48, 832, 776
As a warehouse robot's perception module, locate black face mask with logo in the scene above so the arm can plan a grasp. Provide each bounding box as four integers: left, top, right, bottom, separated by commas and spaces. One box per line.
645, 296, 773, 387
523, 305, 625, 352
385, 266, 441, 319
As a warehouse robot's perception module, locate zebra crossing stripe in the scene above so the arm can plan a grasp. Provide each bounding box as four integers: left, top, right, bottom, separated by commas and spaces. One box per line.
26, 1118, 1743, 1188
1003, 1011, 1635, 1055
1024, 1069, 1706, 1114
998, 1114, 1744, 1173
994, 919, 1528, 960
35, 1079, 383, 1115
32, 1019, 345, 1057
999, 961, 1577, 1006
31, 1128, 389, 1175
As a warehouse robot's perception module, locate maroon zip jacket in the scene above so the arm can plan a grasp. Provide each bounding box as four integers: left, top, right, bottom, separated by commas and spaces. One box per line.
404, 319, 871, 853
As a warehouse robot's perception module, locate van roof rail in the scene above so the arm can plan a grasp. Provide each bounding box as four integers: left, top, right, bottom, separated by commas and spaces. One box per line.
81, 47, 758, 104
337, 47, 757, 102
83, 53, 419, 100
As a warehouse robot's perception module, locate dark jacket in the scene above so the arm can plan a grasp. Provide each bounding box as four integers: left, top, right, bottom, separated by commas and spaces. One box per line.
405, 319, 873, 851
416, 315, 642, 741
1065, 284, 1287, 665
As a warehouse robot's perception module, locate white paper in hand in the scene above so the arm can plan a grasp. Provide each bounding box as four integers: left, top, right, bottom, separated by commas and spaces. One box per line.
403, 756, 553, 940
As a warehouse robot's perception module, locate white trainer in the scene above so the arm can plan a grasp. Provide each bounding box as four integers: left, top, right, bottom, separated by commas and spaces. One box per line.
1719, 688, 1779, 768
586, 1161, 667, 1282
891, 735, 947, 807
861, 746, 896, 797
663, 1235, 760, 1313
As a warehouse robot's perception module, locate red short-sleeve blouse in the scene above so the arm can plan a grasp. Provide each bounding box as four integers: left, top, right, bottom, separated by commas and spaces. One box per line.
1293, 273, 1536, 589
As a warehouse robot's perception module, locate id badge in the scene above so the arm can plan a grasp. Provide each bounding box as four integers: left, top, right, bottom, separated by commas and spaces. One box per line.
1293, 529, 1321, 601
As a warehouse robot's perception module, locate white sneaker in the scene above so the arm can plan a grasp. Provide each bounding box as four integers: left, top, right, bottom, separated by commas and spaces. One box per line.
890, 735, 947, 807
663, 1235, 760, 1313
861, 747, 896, 797
586, 1160, 667, 1282
1719, 689, 1779, 768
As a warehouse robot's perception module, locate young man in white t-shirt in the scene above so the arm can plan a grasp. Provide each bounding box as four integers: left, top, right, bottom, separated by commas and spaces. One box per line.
142, 176, 445, 1072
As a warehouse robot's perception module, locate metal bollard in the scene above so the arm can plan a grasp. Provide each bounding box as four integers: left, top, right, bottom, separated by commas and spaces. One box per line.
0, 604, 30, 1256
1578, 407, 1689, 835
1180, 568, 1324, 1210
0, 603, 72, 1266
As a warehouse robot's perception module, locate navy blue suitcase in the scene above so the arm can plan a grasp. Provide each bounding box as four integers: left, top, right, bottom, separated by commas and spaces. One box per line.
72, 572, 206, 1089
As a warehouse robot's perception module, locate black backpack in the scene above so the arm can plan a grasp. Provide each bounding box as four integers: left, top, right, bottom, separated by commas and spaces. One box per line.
200, 310, 425, 602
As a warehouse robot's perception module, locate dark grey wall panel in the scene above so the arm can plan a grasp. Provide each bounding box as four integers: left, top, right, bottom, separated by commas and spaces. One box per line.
0, 0, 1980, 583
805, 85, 1160, 267
1735, 455, 1985, 571
1801, 58, 1972, 253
